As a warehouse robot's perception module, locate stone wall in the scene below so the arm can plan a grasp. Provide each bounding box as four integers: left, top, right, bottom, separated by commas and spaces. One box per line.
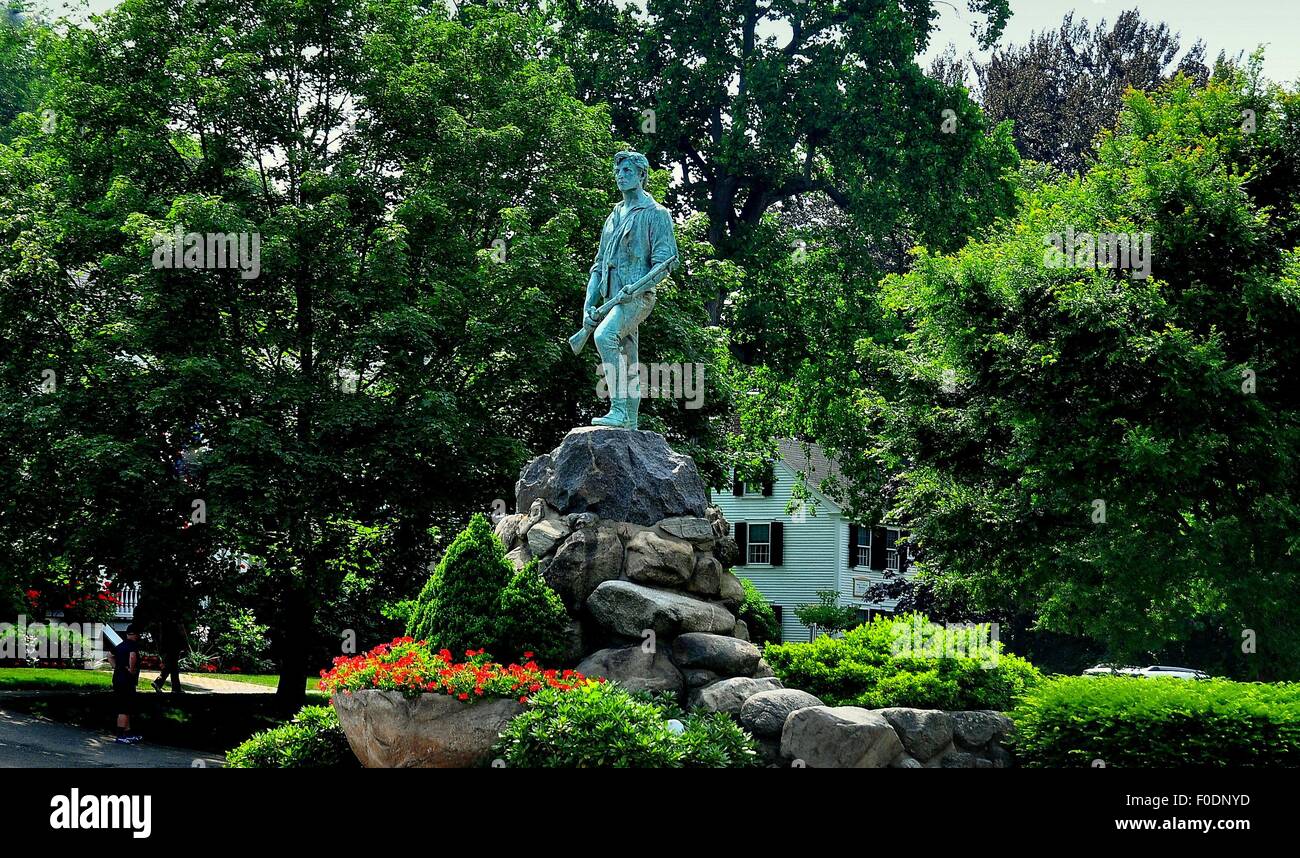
774, 705, 1015, 768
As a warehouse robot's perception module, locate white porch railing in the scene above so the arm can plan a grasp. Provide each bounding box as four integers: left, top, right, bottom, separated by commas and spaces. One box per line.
114, 585, 140, 619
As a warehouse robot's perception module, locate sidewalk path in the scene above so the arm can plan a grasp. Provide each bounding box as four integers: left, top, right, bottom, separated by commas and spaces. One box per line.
138, 671, 276, 695
0, 707, 224, 768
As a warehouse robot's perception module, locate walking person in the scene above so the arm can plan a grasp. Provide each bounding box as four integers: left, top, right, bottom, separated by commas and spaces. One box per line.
109, 624, 143, 744
152, 619, 186, 694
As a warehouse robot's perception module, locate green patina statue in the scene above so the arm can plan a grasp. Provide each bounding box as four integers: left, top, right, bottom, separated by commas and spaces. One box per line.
570, 150, 678, 430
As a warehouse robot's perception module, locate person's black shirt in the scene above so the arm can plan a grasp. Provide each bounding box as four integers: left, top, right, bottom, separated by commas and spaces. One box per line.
112, 639, 140, 685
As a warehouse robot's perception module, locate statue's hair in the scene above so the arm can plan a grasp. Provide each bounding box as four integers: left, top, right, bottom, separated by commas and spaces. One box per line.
614, 150, 650, 179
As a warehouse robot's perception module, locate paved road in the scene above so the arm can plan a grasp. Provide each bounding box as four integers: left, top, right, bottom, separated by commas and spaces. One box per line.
0, 707, 224, 768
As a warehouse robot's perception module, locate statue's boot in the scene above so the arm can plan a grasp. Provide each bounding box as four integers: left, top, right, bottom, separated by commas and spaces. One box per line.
592, 397, 628, 427
622, 395, 641, 430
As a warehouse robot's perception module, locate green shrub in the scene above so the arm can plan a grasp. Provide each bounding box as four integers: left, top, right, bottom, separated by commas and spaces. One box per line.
494, 682, 759, 768
497, 560, 571, 664
763, 612, 1041, 710
738, 578, 780, 646
405, 514, 570, 662
1012, 676, 1300, 767
225, 705, 359, 768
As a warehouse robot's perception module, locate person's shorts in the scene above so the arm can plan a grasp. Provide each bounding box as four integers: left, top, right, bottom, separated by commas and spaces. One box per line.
112, 680, 137, 715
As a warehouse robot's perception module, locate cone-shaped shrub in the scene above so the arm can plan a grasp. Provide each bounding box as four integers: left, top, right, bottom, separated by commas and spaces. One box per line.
406, 514, 571, 663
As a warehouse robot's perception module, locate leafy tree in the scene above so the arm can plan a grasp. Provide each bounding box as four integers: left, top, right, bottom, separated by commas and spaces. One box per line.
794, 589, 859, 635
974, 9, 1214, 173
535, 0, 1020, 324
0, 0, 727, 707
822, 63, 1300, 679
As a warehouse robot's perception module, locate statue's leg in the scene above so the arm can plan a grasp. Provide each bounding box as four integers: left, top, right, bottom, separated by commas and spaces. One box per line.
617, 295, 656, 430
592, 305, 629, 426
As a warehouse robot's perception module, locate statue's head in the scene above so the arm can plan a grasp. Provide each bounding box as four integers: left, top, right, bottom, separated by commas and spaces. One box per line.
613, 150, 650, 192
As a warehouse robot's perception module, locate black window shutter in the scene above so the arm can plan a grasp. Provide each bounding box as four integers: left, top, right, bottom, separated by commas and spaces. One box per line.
734, 522, 748, 566
847, 523, 859, 568
770, 521, 784, 566
732, 469, 743, 496
870, 526, 887, 570
899, 530, 911, 575
761, 463, 773, 496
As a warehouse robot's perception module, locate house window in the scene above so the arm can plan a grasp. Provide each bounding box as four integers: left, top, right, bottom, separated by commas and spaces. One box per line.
854, 526, 871, 568
885, 529, 899, 571
748, 523, 771, 564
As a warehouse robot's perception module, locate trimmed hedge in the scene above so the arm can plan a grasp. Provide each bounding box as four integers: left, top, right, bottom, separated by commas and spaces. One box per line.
1012, 676, 1300, 767
763, 612, 1041, 710
738, 577, 780, 646
225, 705, 359, 768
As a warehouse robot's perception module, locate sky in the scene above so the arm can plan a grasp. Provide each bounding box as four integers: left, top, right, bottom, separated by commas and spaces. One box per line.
67, 0, 1300, 85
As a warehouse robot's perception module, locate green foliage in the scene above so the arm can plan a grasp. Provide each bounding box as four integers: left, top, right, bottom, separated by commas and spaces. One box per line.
407, 515, 514, 654
793, 590, 859, 635
209, 607, 272, 673
975, 9, 1212, 173
764, 613, 1042, 710
497, 560, 572, 665
494, 681, 758, 768
737, 577, 779, 646
771, 63, 1300, 679
1012, 676, 1300, 767
225, 705, 358, 768
406, 515, 570, 663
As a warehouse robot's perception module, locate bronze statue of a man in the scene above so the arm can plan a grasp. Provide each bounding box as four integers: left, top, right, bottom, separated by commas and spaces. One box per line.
577, 151, 678, 429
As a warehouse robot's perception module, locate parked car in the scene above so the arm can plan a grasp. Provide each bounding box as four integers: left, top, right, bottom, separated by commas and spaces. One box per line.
1083, 664, 1210, 679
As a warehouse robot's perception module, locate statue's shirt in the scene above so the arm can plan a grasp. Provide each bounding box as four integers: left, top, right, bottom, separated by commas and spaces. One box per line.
589, 192, 679, 302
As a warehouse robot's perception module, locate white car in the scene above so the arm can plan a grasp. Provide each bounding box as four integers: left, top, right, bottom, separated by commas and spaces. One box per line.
1083, 664, 1210, 680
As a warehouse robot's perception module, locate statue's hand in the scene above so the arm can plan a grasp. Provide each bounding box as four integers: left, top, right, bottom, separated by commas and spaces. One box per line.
585, 307, 600, 327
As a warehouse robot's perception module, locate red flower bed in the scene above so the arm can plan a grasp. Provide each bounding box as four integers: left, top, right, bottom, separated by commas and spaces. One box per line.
319, 638, 594, 703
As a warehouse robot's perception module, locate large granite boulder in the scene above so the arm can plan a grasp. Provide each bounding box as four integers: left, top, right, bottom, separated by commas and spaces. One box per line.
332, 690, 524, 768
586, 580, 735, 638
877, 708, 954, 762
687, 676, 783, 715
671, 633, 761, 677
543, 524, 624, 610
515, 426, 708, 526
624, 528, 694, 586
739, 689, 824, 738
575, 646, 685, 698
780, 706, 905, 769
950, 710, 1015, 749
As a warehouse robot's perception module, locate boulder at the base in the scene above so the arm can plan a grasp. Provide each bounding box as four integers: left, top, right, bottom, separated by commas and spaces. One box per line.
656, 516, 715, 545
543, 524, 623, 610
780, 706, 905, 769
494, 513, 526, 551
526, 518, 570, 558
671, 633, 761, 677
586, 580, 735, 638
515, 426, 708, 526
624, 528, 694, 586
575, 646, 685, 699
686, 553, 723, 597
739, 689, 824, 739
950, 710, 1014, 749
332, 690, 524, 768
683, 669, 719, 688
877, 708, 954, 762
687, 676, 783, 715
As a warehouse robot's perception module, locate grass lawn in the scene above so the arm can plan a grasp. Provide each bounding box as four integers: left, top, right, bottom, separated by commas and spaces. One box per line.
0, 667, 150, 691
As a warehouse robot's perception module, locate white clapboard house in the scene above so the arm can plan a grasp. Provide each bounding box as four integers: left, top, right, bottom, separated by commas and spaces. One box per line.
712, 440, 915, 643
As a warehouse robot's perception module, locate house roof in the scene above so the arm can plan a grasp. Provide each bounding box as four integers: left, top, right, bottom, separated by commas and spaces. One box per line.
775, 438, 845, 499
